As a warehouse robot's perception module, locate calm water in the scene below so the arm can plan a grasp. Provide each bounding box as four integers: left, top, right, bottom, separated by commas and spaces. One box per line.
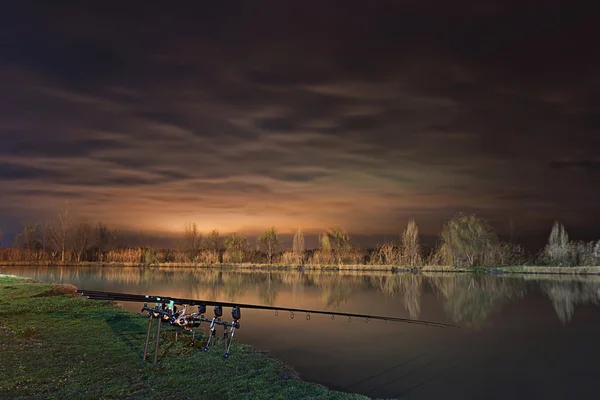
3, 266, 600, 399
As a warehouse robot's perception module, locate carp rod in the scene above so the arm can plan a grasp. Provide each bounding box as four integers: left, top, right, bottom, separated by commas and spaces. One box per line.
76, 289, 459, 328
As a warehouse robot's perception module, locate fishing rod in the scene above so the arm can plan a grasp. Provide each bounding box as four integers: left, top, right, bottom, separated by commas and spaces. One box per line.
76, 289, 459, 364
77, 289, 458, 327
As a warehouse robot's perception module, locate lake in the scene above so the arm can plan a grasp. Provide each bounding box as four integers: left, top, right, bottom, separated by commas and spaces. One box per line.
2, 265, 600, 399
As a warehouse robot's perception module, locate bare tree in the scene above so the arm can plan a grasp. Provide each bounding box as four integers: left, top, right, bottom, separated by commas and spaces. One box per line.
42, 221, 60, 260
72, 221, 92, 262
543, 221, 570, 266
204, 229, 223, 261
258, 227, 282, 264
292, 228, 305, 264
40, 221, 53, 255
181, 222, 202, 263
50, 202, 73, 262
401, 219, 421, 266
15, 222, 40, 251
95, 222, 110, 255
94, 222, 120, 261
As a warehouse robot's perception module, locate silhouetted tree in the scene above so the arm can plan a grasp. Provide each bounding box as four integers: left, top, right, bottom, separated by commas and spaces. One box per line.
180, 222, 202, 262
95, 222, 110, 254
15, 222, 39, 251
40, 221, 53, 255
72, 221, 92, 262
50, 202, 73, 262
94, 222, 121, 261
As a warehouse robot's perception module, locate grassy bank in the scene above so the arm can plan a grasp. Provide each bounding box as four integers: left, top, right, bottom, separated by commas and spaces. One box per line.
0, 275, 366, 399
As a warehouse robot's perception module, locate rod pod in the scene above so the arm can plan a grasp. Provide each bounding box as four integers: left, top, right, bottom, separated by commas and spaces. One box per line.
153, 312, 162, 364
142, 313, 153, 361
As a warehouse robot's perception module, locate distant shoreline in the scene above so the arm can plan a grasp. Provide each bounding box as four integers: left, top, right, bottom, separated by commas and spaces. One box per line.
2, 261, 600, 275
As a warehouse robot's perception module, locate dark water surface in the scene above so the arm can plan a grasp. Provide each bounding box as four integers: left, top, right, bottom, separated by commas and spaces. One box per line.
3, 266, 600, 399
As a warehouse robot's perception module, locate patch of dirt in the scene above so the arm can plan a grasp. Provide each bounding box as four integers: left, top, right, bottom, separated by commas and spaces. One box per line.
32, 284, 78, 298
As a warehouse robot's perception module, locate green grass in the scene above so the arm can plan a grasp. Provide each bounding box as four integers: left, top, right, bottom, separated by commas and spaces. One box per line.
0, 275, 367, 399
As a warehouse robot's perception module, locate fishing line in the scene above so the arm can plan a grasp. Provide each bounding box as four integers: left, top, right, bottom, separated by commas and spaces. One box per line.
394, 362, 459, 397
365, 355, 445, 396
342, 352, 426, 391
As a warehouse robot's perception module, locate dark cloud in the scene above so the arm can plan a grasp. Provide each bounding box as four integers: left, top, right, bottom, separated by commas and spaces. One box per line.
3, 38, 124, 84
255, 117, 295, 133
3, 138, 126, 158
339, 115, 382, 132
270, 171, 331, 183
0, 163, 51, 180
550, 160, 600, 172
0, 0, 599, 245
9, 188, 88, 199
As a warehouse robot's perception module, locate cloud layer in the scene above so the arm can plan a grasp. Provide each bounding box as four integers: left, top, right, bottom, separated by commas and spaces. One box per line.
1, 1, 599, 244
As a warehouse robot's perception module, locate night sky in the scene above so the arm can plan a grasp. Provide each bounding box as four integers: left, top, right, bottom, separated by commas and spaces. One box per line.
1, 1, 599, 247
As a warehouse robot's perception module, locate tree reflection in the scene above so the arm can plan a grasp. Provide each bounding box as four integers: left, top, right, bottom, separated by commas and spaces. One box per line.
402, 275, 422, 319
222, 273, 245, 302
371, 274, 423, 319
428, 274, 526, 329
257, 272, 279, 305
320, 275, 352, 308
539, 276, 600, 323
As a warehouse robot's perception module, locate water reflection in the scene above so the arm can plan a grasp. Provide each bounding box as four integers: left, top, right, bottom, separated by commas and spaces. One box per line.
537, 276, 600, 323
256, 272, 279, 305
429, 274, 527, 329
321, 274, 353, 308
3, 266, 600, 327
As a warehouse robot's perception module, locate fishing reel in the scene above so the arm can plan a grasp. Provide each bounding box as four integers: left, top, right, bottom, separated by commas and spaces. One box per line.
173, 305, 189, 326
141, 301, 169, 320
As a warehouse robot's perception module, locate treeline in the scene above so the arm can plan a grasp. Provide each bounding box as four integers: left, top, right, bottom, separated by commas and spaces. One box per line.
1, 209, 599, 267
0, 204, 122, 264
